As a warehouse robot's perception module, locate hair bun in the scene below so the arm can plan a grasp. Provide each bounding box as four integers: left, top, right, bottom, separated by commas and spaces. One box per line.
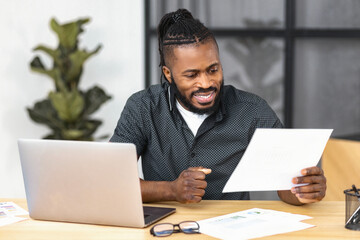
172, 12, 184, 23
171, 9, 192, 23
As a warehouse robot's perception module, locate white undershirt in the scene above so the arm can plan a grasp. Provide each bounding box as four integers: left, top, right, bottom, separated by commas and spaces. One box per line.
176, 100, 210, 136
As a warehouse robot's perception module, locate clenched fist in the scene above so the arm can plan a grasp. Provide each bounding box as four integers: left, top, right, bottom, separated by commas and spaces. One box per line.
170, 167, 211, 203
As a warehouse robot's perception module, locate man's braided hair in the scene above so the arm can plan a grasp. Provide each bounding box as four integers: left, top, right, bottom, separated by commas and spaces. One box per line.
157, 9, 217, 73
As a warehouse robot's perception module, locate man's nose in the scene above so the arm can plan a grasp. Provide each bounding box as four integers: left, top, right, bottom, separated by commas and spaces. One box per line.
197, 73, 212, 89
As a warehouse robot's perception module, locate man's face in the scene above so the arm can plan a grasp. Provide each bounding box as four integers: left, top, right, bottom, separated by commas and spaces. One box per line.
163, 40, 224, 114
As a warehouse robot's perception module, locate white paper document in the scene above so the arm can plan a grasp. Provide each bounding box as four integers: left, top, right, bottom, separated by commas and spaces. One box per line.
0, 202, 29, 216
198, 208, 314, 240
0, 216, 27, 227
223, 129, 333, 192
0, 202, 28, 227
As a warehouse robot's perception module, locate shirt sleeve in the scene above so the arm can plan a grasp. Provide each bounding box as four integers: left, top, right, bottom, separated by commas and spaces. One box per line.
109, 95, 147, 156
255, 98, 284, 129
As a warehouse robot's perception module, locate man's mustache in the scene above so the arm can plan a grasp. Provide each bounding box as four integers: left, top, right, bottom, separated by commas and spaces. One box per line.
192, 87, 217, 96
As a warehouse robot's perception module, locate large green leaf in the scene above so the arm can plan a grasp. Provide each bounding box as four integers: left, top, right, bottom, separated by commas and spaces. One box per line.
30, 56, 57, 79
50, 18, 90, 50
61, 120, 102, 140
61, 129, 85, 140
83, 85, 111, 116
27, 99, 64, 131
33, 45, 57, 59
33, 45, 63, 68
49, 90, 84, 122
30, 56, 66, 92
66, 45, 102, 85
79, 119, 102, 140
43, 131, 63, 140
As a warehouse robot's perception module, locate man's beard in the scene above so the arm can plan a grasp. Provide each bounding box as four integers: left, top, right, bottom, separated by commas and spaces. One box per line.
170, 75, 224, 115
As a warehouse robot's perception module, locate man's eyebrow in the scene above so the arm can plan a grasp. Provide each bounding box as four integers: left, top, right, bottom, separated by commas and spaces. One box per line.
182, 69, 199, 74
182, 63, 220, 74
207, 62, 220, 69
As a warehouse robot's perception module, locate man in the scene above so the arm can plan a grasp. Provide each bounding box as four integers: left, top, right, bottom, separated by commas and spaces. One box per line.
110, 9, 326, 205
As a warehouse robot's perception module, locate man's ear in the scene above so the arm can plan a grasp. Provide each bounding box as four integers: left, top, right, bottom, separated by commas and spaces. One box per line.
162, 66, 172, 83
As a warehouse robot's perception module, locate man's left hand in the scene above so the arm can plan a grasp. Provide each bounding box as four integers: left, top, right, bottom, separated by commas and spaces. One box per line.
291, 166, 327, 203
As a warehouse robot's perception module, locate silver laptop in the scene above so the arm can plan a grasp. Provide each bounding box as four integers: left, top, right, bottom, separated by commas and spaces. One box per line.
18, 139, 175, 227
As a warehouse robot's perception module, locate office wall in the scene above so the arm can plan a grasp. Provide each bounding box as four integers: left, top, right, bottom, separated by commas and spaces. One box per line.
0, 0, 144, 197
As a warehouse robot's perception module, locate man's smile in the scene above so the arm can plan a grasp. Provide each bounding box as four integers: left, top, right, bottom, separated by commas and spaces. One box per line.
193, 91, 215, 105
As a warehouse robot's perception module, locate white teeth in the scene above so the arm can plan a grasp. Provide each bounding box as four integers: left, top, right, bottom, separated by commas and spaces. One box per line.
196, 93, 212, 99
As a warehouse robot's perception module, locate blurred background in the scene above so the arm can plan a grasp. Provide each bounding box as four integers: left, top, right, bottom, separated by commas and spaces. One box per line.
1, 0, 359, 198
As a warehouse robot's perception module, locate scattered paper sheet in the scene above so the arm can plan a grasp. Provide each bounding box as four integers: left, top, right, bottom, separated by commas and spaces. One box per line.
198, 208, 314, 240
0, 216, 27, 227
0, 202, 28, 227
223, 129, 333, 192
0, 202, 29, 216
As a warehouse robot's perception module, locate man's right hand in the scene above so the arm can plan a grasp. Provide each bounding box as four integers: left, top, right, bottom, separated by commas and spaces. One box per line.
170, 167, 211, 203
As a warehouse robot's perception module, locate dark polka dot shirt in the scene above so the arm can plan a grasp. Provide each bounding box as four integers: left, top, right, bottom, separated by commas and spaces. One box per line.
110, 83, 283, 200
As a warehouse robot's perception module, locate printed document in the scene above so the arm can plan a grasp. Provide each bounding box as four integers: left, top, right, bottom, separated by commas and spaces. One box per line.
0, 202, 28, 227
198, 208, 314, 240
223, 129, 333, 192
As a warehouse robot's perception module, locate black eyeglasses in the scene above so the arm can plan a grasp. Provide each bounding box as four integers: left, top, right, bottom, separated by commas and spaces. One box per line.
150, 221, 200, 237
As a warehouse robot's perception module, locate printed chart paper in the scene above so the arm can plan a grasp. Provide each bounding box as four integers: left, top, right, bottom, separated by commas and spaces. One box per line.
0, 202, 28, 227
223, 129, 333, 192
0, 202, 28, 216
198, 208, 314, 240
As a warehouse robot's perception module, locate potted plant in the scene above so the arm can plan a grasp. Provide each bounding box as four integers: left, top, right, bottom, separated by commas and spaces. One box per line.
28, 17, 111, 140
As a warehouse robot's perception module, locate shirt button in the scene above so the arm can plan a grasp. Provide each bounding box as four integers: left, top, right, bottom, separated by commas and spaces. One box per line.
191, 152, 195, 158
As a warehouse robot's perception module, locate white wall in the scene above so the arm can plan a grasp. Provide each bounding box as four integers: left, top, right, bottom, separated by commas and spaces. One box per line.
0, 0, 144, 197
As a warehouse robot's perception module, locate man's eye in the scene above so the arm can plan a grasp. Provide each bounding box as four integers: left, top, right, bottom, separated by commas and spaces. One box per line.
209, 68, 218, 74
186, 73, 197, 78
